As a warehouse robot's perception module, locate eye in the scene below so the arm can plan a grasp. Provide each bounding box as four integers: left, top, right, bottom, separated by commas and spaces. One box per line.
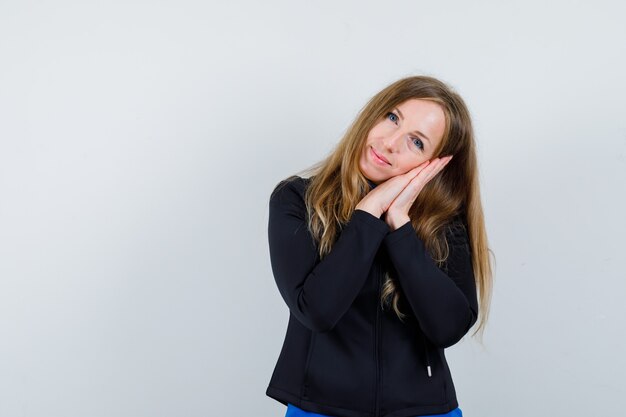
386, 111, 399, 124
411, 137, 424, 150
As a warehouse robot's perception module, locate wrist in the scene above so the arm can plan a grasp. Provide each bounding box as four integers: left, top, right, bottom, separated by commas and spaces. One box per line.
355, 203, 382, 219
387, 214, 411, 231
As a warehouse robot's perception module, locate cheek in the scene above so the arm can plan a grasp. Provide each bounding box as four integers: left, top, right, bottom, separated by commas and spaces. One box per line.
412, 157, 429, 170
399, 157, 426, 173
368, 123, 388, 138
359, 148, 370, 170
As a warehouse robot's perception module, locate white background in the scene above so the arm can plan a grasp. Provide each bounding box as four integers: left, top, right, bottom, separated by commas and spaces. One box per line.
1, 1, 625, 416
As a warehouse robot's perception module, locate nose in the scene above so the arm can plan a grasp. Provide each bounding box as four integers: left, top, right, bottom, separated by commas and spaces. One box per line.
382, 131, 404, 153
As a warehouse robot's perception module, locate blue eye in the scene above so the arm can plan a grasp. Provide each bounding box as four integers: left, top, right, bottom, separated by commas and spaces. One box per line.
386, 112, 399, 124
411, 137, 424, 150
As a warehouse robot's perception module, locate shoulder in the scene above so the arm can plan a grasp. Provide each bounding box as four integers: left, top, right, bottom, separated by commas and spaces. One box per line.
269, 175, 312, 206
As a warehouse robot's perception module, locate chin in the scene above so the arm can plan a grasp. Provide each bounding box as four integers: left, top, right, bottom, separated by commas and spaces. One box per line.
365, 174, 384, 184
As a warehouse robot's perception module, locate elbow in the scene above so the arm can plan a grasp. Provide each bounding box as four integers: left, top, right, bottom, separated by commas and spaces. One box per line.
424, 308, 478, 348
291, 294, 340, 333
427, 331, 464, 349
309, 318, 337, 333
298, 312, 338, 333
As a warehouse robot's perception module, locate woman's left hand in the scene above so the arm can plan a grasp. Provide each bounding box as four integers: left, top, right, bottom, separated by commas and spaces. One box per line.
385, 155, 453, 231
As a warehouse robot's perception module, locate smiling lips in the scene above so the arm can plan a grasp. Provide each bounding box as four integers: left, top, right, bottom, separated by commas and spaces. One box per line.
371, 147, 391, 165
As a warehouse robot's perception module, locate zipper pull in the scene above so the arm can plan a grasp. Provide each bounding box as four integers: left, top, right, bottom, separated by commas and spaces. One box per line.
421, 333, 432, 378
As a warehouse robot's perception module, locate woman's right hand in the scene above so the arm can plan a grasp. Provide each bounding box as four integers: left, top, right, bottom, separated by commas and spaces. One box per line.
355, 159, 437, 218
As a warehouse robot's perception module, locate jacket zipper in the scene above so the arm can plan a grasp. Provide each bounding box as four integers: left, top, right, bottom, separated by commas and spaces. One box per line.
374, 262, 382, 417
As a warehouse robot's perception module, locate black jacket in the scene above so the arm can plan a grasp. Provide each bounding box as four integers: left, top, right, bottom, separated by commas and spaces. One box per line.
265, 175, 478, 417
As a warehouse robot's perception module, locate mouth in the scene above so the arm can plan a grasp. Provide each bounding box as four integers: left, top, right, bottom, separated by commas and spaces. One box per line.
371, 147, 391, 165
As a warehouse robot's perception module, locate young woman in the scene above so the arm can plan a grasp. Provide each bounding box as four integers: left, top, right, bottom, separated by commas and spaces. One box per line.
265, 75, 494, 417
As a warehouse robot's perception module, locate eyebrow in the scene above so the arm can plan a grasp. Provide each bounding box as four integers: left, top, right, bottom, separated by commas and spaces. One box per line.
394, 107, 432, 144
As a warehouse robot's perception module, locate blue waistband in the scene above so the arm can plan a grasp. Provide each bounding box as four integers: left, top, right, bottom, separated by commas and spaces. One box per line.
286, 403, 463, 417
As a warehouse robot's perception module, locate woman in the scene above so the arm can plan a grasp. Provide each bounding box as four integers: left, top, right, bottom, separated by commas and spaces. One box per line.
266, 75, 494, 417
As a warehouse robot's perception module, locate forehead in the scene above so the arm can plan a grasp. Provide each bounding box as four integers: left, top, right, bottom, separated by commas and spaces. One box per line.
396, 99, 445, 123
395, 98, 446, 146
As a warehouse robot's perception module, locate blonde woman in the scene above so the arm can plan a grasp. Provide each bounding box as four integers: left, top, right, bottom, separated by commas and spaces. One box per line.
265, 75, 494, 417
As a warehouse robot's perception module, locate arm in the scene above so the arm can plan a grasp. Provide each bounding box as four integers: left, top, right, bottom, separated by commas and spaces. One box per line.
382, 218, 479, 348
268, 178, 390, 333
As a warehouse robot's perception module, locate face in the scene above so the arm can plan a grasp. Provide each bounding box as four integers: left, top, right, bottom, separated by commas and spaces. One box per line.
359, 98, 446, 185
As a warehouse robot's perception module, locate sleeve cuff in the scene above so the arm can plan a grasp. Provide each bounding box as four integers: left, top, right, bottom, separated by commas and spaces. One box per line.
383, 219, 417, 246
352, 209, 390, 235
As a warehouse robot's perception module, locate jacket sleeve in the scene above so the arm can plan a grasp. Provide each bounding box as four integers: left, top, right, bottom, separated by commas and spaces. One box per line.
382, 218, 479, 348
268, 178, 390, 333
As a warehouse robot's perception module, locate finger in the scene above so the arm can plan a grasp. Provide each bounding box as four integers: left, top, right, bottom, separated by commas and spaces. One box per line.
404, 156, 449, 183
433, 156, 452, 170
424, 158, 450, 181
402, 157, 451, 194
406, 160, 431, 176
420, 158, 445, 177
412, 158, 445, 184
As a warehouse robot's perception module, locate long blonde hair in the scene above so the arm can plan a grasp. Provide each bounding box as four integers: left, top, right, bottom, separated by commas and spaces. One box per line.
284, 75, 494, 343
